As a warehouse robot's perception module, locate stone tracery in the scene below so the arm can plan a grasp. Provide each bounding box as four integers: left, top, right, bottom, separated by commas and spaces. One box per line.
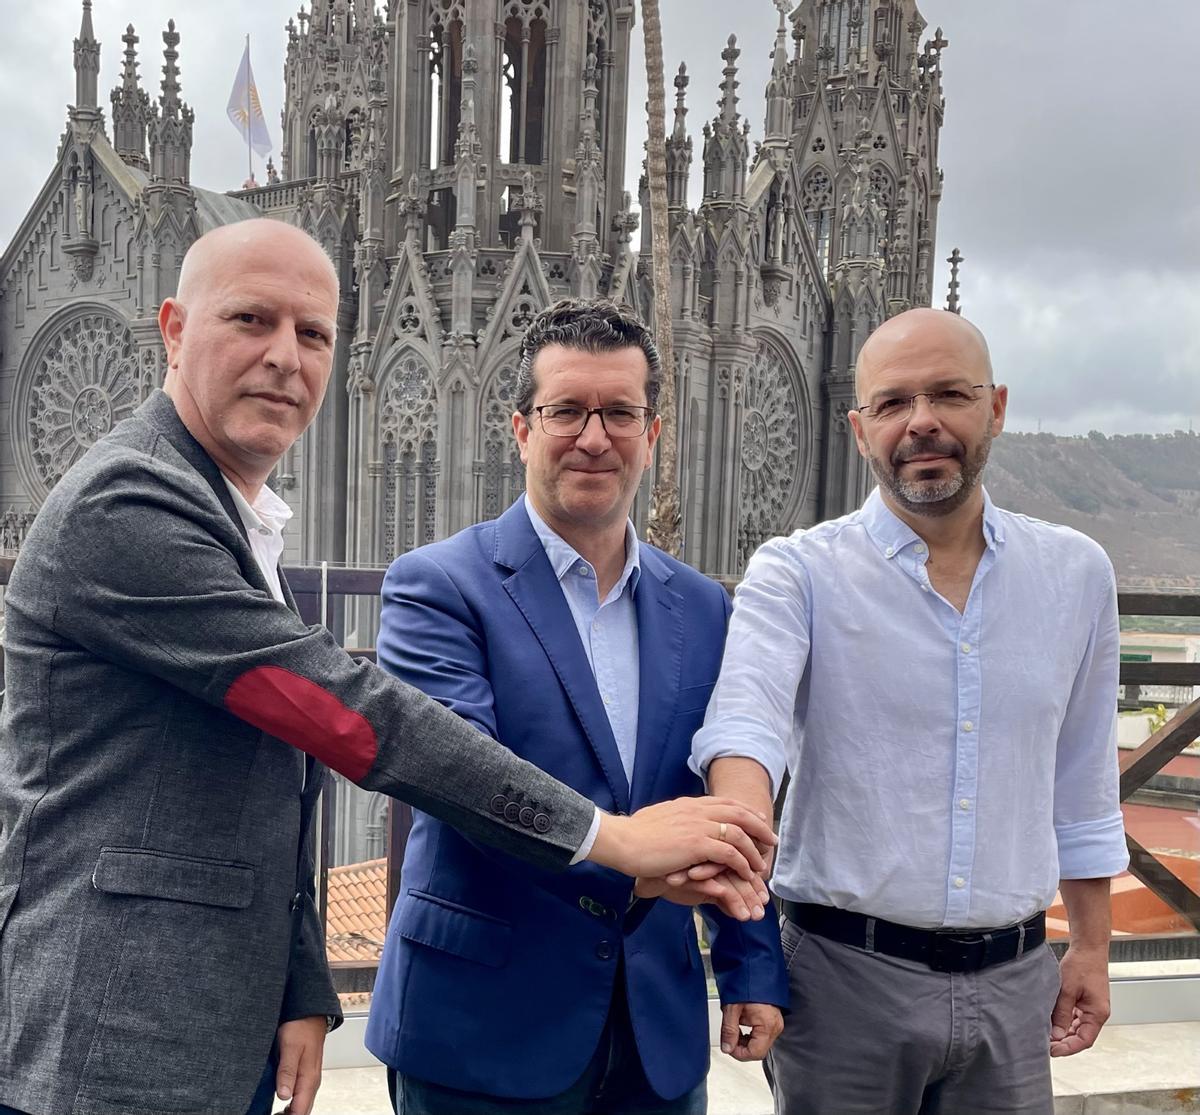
19, 308, 139, 498
737, 336, 808, 568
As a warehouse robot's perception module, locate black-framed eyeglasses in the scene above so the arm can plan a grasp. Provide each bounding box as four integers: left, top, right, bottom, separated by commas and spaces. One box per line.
856, 384, 993, 424
531, 404, 655, 438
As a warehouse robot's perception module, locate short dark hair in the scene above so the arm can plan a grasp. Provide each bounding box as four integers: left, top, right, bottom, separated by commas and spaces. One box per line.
514, 297, 662, 416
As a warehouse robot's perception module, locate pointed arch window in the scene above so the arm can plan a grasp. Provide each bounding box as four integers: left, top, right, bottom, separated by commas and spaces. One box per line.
343, 108, 364, 171
307, 110, 319, 178
379, 353, 439, 557
479, 363, 526, 520
817, 1, 851, 73
427, 1, 465, 169
873, 4, 903, 73
586, 0, 610, 155
500, 2, 550, 165
802, 168, 833, 275
868, 164, 896, 250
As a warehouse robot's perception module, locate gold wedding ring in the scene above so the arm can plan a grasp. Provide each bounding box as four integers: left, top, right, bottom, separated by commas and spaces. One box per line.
718, 821, 728, 841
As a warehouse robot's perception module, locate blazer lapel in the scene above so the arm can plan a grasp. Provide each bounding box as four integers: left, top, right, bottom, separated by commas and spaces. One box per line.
139, 391, 276, 599
497, 502, 631, 812
629, 550, 685, 810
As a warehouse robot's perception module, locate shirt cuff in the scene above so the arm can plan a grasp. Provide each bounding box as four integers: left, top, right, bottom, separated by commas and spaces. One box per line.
1056, 812, 1130, 879
569, 806, 603, 865
689, 736, 787, 802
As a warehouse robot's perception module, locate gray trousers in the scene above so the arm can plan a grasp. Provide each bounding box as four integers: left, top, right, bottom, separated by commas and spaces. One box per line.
766, 916, 1062, 1115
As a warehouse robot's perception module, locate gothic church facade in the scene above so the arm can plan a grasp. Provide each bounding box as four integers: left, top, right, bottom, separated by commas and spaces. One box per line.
0, 0, 948, 579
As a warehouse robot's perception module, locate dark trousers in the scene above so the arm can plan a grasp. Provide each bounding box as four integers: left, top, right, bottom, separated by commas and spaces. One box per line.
387, 964, 707, 1115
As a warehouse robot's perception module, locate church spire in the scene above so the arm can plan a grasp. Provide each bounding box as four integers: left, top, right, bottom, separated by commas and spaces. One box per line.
111, 25, 151, 172
702, 36, 750, 202
764, 1, 794, 146
665, 63, 693, 210
73, 0, 100, 113
148, 20, 194, 185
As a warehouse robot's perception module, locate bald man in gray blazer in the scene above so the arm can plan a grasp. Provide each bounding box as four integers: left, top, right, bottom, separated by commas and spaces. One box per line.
0, 221, 772, 1115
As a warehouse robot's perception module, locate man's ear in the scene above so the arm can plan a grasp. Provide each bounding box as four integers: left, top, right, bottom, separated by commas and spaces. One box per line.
159, 298, 186, 368
513, 410, 532, 465
847, 409, 872, 461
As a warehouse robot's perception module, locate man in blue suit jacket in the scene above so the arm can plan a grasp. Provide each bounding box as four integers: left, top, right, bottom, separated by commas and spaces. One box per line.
366, 299, 788, 1113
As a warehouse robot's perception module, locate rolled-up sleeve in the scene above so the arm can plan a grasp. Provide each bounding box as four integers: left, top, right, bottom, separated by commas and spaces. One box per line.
689, 537, 812, 800
1053, 558, 1130, 880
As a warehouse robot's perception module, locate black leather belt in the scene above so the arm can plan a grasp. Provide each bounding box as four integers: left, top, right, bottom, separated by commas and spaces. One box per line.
781, 901, 1046, 974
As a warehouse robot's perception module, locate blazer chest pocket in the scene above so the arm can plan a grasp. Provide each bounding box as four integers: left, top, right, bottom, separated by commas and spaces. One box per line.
675, 682, 715, 715
91, 847, 255, 909
397, 889, 512, 968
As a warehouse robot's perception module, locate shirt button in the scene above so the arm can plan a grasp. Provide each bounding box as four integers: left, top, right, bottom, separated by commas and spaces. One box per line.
954, 876, 966, 889
885, 545, 895, 557
914, 543, 927, 554
578, 565, 590, 577
959, 798, 971, 810
962, 720, 974, 732
961, 643, 971, 654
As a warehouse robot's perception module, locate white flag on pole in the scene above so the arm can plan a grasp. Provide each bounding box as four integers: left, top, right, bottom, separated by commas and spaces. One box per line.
227, 40, 272, 158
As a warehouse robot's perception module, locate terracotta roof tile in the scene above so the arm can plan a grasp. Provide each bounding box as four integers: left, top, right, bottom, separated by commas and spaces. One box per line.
325, 857, 388, 965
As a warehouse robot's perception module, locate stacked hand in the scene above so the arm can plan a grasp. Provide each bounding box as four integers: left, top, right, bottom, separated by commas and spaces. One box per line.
586, 796, 777, 921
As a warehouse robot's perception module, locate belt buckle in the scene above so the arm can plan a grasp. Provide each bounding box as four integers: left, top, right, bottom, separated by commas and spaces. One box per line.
929, 931, 985, 973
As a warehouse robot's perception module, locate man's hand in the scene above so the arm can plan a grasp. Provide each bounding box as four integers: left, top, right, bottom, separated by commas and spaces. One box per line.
720, 1002, 784, 1061
1049, 946, 1110, 1056
275, 1015, 327, 1114
587, 796, 775, 888
1052, 876, 1114, 1056
634, 869, 768, 921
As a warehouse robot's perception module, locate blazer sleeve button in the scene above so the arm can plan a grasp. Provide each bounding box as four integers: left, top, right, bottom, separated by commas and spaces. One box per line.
503, 802, 521, 822
489, 794, 508, 815
532, 813, 551, 833
518, 806, 536, 827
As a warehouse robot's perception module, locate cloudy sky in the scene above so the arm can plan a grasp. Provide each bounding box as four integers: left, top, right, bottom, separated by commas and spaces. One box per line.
3, 1, 1198, 435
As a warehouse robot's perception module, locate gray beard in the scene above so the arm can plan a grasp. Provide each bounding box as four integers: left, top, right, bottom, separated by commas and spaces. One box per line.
869, 428, 993, 518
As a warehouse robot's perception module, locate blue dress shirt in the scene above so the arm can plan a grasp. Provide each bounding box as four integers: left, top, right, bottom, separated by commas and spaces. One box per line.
691, 488, 1129, 929
525, 495, 642, 784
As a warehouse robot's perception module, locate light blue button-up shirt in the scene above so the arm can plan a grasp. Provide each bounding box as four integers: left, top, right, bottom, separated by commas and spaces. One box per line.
525, 495, 641, 784
691, 488, 1129, 929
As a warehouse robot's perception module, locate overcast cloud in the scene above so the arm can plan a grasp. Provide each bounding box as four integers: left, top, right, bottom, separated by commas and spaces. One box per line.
3, 1, 1198, 435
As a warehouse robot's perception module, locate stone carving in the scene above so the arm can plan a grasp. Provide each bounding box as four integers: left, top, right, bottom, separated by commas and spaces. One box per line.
139, 346, 165, 398
737, 337, 806, 568
505, 0, 552, 28
21, 309, 138, 498
0, 509, 36, 554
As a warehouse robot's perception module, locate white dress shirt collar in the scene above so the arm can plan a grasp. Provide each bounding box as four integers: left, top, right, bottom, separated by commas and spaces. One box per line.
859, 485, 1006, 562
221, 476, 292, 604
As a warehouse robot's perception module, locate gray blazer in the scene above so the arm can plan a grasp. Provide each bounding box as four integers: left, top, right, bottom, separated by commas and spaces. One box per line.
0, 391, 593, 1115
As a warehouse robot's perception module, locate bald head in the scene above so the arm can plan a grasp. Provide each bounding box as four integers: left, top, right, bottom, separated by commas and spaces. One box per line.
855, 308, 992, 404
176, 219, 338, 307
158, 218, 341, 498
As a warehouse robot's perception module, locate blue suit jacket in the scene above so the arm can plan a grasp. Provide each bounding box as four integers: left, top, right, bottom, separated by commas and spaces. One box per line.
365, 500, 787, 1100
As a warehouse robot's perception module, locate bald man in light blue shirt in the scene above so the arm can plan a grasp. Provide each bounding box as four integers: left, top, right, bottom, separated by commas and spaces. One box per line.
689, 309, 1127, 1115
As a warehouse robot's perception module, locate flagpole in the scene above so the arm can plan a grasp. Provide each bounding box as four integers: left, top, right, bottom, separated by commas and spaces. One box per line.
245, 34, 252, 183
